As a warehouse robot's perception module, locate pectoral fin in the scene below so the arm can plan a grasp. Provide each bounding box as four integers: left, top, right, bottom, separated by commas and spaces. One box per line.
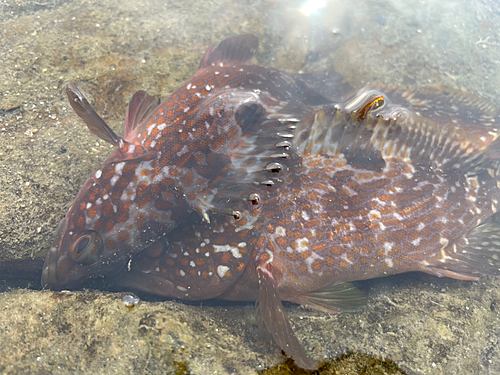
290, 281, 367, 314
255, 261, 316, 370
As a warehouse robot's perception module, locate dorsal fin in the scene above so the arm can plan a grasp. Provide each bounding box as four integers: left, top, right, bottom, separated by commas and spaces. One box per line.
296, 88, 494, 173
66, 82, 124, 148
199, 34, 258, 69
123, 90, 160, 140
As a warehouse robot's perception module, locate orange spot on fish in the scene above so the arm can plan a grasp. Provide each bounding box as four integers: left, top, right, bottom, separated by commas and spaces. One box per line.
299, 250, 312, 259
77, 215, 85, 228
87, 205, 97, 219
105, 221, 114, 233
312, 259, 322, 271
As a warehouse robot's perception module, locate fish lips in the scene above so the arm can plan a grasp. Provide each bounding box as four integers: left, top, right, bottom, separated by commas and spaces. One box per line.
41, 216, 90, 290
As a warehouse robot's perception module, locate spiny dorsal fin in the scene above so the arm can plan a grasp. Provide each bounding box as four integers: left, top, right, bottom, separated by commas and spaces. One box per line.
66, 82, 124, 148
362, 84, 500, 148
199, 34, 258, 69
124, 90, 160, 140
297, 89, 494, 174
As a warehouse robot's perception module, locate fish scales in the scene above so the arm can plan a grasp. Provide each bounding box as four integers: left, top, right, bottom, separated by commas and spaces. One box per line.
43, 35, 500, 370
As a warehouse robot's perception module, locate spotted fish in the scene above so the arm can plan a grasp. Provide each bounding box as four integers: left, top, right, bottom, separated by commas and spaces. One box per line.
42, 35, 500, 369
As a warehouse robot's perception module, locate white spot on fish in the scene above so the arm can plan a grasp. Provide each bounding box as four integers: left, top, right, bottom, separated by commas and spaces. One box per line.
217, 265, 229, 278
187, 83, 191, 89
295, 237, 309, 252
393, 212, 404, 221
340, 253, 352, 265
369, 210, 381, 220
439, 249, 452, 262
213, 244, 242, 258
95, 170, 102, 179
190, 261, 196, 267
275, 226, 286, 236
205, 85, 211, 91
180, 269, 185, 276
384, 242, 394, 255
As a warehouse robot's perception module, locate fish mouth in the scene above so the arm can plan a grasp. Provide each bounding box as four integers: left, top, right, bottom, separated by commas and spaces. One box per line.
41, 217, 68, 289
41, 217, 87, 290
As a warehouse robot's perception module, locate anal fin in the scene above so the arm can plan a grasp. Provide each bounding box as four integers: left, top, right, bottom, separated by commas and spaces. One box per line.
256, 261, 316, 370
289, 282, 367, 314
421, 223, 500, 280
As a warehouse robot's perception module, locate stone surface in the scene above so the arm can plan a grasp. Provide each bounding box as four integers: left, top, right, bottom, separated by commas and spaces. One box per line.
1, 0, 500, 373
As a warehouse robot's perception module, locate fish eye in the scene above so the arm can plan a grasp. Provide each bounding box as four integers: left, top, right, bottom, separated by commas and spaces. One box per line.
76, 237, 90, 254
70, 230, 103, 265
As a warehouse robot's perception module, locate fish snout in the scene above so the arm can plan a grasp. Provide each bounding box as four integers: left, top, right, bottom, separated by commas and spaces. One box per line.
41, 217, 89, 290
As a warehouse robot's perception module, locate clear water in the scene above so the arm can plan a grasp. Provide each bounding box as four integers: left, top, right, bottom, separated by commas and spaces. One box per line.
1, 0, 500, 373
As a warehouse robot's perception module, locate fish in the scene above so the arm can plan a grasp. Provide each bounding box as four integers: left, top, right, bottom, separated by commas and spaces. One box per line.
42, 34, 500, 370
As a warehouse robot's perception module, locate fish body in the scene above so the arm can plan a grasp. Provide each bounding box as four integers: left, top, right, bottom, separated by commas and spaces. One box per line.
42, 35, 500, 369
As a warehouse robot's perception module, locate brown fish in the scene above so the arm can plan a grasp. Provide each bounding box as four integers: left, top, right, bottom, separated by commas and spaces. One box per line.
42, 35, 500, 369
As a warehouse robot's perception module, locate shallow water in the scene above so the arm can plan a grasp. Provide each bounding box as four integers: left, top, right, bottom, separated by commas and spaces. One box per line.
2, 0, 500, 373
